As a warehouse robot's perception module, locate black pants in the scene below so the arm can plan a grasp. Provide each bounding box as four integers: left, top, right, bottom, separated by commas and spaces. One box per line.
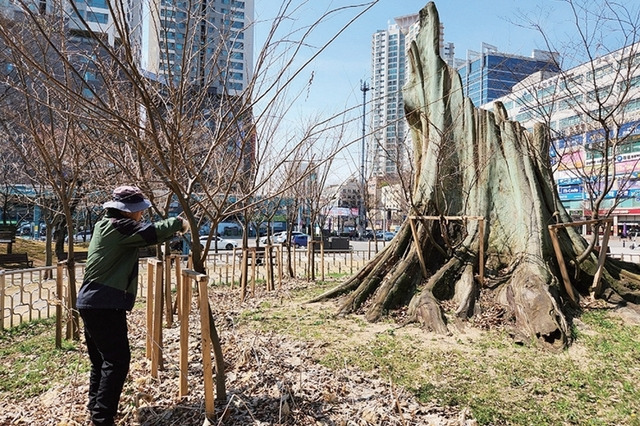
79, 309, 131, 426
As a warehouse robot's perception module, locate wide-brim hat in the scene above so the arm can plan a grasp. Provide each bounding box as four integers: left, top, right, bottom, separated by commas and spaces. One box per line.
103, 185, 152, 213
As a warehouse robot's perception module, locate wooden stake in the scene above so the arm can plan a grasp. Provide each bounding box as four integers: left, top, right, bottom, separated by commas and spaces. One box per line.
146, 260, 154, 359
179, 269, 190, 397
409, 218, 428, 278
478, 218, 485, 285
164, 256, 172, 328
151, 260, 163, 377
548, 227, 578, 304
592, 221, 611, 298
198, 277, 215, 418
55, 265, 62, 348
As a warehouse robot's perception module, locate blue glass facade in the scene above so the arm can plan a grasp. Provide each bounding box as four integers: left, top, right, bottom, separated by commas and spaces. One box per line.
458, 54, 560, 107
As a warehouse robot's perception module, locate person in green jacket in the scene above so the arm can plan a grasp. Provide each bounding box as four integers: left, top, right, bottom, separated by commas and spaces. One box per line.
77, 186, 188, 426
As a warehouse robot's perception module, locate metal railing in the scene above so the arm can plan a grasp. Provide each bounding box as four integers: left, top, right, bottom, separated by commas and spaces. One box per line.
3, 246, 639, 332
1, 249, 373, 330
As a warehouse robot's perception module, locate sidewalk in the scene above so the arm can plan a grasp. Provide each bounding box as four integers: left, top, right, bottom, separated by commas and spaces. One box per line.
605, 236, 640, 255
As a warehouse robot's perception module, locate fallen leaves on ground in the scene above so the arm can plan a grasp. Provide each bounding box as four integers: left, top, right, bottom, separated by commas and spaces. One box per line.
1, 280, 476, 426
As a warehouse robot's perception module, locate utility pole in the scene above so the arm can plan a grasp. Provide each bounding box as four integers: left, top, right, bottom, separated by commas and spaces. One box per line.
360, 80, 370, 239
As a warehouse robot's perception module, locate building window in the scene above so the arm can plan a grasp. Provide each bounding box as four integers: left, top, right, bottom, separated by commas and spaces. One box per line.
86, 0, 108, 8
86, 11, 109, 24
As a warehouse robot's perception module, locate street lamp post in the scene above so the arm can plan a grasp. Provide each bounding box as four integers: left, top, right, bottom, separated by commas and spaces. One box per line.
360, 80, 370, 239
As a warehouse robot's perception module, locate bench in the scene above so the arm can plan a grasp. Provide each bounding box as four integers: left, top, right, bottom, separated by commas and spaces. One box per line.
237, 247, 267, 265
0, 253, 34, 269
0, 228, 17, 254
0, 230, 16, 243
57, 252, 89, 262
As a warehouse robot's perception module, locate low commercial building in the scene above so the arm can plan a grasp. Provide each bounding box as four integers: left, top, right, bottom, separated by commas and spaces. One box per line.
489, 42, 640, 235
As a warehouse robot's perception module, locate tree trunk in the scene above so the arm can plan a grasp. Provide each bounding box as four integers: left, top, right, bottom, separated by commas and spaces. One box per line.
311, 2, 640, 349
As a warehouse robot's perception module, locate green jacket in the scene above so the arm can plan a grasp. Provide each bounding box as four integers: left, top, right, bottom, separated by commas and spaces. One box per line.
77, 210, 183, 310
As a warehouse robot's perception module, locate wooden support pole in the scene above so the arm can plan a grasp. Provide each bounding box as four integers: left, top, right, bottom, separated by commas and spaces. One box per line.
320, 240, 325, 282
349, 248, 353, 274
146, 260, 154, 359
250, 249, 256, 296
478, 218, 485, 285
265, 245, 272, 291
151, 260, 163, 377
231, 248, 237, 288
0, 272, 4, 332
198, 276, 215, 419
548, 226, 578, 304
64, 263, 73, 341
175, 256, 182, 317
179, 270, 190, 397
164, 256, 172, 328
547, 218, 614, 303
293, 246, 297, 277
277, 246, 283, 289
592, 221, 611, 298
55, 264, 63, 348
409, 218, 428, 278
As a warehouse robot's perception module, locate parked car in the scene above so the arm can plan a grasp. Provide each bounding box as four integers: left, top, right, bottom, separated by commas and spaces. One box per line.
273, 231, 309, 247
363, 230, 375, 240
290, 233, 309, 247
274, 231, 305, 245
382, 231, 395, 241
199, 235, 237, 250
68, 229, 92, 243
374, 231, 395, 241
259, 231, 285, 245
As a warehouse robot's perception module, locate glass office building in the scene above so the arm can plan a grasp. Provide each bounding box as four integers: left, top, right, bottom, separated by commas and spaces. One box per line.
458, 45, 560, 107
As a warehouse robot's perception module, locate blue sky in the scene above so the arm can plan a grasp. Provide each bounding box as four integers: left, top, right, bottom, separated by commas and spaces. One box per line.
253, 1, 573, 113
251, 0, 633, 182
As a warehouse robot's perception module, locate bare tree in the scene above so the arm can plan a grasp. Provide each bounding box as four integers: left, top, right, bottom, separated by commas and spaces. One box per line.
0, 10, 110, 339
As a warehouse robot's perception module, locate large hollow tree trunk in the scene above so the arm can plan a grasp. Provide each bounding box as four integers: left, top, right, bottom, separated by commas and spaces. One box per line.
311, 2, 640, 349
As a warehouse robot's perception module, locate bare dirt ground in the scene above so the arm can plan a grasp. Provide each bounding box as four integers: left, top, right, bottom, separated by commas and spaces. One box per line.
1, 279, 476, 426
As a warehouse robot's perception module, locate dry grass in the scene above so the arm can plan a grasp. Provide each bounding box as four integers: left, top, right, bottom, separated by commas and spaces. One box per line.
0, 237, 89, 267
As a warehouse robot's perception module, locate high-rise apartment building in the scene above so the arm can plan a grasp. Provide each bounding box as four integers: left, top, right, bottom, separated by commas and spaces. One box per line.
13, 0, 254, 96
369, 14, 419, 178
134, 0, 254, 96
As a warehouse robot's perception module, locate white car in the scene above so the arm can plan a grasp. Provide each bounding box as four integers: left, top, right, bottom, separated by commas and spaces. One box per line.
274, 231, 305, 245
259, 231, 285, 245
199, 235, 237, 250
68, 230, 92, 243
